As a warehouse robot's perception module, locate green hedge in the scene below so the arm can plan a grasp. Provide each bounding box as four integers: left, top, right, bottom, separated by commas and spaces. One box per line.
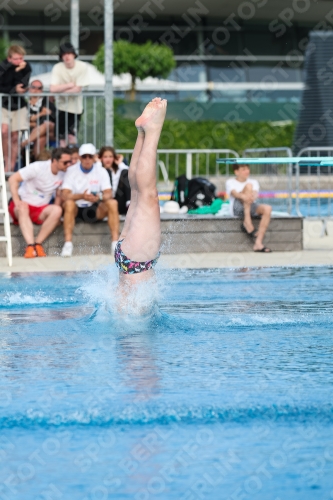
114, 115, 296, 152
113, 115, 296, 179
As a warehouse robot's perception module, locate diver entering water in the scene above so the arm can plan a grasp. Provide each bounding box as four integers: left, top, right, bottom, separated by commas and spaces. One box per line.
115, 97, 167, 286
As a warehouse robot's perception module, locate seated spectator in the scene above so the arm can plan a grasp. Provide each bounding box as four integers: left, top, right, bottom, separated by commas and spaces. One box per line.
66, 144, 79, 165
60, 143, 119, 257
226, 164, 272, 252
8, 147, 72, 258
21, 80, 56, 160
0, 45, 31, 172
99, 146, 131, 215
36, 149, 51, 161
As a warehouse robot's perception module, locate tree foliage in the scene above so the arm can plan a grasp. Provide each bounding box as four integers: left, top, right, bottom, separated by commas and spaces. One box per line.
0, 39, 8, 61
94, 40, 175, 100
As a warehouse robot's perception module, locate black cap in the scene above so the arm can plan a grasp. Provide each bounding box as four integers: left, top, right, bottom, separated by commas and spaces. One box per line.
59, 42, 77, 61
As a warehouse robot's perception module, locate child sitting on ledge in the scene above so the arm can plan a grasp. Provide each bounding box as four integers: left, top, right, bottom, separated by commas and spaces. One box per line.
226, 163, 272, 253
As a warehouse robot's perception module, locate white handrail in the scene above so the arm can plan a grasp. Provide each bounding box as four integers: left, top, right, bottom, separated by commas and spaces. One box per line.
0, 133, 13, 267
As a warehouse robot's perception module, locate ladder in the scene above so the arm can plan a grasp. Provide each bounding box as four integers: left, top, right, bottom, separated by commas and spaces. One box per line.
0, 134, 13, 267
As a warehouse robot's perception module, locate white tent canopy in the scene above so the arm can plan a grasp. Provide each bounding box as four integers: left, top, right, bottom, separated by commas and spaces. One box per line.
31, 63, 304, 92
30, 63, 179, 92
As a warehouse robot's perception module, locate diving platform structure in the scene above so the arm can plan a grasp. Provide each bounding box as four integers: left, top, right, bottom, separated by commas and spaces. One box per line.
216, 157, 333, 166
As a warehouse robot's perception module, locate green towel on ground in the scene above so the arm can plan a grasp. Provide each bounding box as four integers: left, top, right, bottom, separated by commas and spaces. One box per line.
188, 198, 223, 215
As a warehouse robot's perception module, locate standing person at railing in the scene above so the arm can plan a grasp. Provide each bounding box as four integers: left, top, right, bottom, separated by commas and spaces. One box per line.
50, 42, 90, 146
0, 45, 32, 172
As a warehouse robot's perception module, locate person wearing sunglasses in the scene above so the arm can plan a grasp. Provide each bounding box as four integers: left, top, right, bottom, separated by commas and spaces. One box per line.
61, 143, 119, 257
21, 80, 56, 160
8, 147, 72, 258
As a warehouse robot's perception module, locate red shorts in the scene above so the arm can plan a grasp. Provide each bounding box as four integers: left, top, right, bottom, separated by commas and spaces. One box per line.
8, 200, 48, 226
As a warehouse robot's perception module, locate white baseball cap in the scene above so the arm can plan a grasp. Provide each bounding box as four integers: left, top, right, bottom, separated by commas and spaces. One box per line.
79, 143, 96, 156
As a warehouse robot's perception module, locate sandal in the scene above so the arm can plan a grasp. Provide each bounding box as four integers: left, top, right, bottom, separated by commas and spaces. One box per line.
254, 246, 272, 253
241, 223, 256, 239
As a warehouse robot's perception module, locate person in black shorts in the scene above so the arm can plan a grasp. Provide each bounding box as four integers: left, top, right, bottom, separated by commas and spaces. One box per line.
58, 109, 81, 141
60, 143, 119, 257
50, 42, 90, 146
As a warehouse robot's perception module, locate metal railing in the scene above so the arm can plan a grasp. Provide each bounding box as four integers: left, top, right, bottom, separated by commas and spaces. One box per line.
296, 147, 333, 218
1, 92, 106, 172
118, 149, 239, 185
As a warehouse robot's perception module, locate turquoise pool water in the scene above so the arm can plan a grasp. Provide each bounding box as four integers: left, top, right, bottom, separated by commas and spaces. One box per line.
0, 266, 332, 499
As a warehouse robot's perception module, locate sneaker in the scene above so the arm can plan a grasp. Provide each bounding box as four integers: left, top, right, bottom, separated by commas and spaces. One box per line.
35, 243, 46, 257
61, 241, 73, 257
24, 244, 37, 259
111, 241, 118, 254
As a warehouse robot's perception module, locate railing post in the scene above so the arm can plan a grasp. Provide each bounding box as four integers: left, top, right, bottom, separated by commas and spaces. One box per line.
287, 161, 292, 214
0, 131, 13, 266
295, 162, 301, 217
70, 0, 79, 53
186, 152, 192, 179
104, 0, 114, 146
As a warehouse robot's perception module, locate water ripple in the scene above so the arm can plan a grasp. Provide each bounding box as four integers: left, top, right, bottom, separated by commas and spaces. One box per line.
1, 404, 333, 428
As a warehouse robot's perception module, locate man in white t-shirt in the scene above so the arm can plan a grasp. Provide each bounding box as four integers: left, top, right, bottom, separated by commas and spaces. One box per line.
8, 147, 72, 258
61, 143, 119, 257
226, 164, 272, 252
50, 42, 90, 146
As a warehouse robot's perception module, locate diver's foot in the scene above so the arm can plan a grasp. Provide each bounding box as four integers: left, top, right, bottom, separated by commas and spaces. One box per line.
135, 97, 167, 132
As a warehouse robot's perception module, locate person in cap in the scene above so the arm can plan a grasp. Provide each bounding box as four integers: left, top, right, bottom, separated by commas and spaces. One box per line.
8, 147, 72, 258
50, 42, 90, 146
61, 143, 119, 257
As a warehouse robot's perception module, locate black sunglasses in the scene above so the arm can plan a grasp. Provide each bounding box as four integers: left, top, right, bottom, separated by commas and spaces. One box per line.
61, 160, 72, 166
81, 154, 94, 159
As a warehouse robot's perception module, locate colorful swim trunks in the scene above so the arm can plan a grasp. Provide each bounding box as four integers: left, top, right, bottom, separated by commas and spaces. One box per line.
114, 239, 160, 274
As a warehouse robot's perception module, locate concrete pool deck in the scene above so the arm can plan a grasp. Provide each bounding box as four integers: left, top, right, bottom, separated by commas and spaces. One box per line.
0, 250, 332, 273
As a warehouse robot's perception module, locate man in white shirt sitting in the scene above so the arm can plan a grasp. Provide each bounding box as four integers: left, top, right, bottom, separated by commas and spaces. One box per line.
8, 147, 72, 258
226, 164, 272, 253
61, 143, 119, 257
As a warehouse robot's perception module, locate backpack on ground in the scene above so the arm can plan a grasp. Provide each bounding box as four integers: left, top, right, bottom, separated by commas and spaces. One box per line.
171, 175, 216, 210
171, 174, 189, 208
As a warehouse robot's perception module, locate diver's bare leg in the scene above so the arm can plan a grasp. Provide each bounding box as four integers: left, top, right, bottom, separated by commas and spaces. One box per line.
120, 98, 162, 240
119, 132, 143, 240
120, 98, 166, 262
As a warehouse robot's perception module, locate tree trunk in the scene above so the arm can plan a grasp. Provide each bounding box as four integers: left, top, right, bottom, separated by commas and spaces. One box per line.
130, 74, 136, 101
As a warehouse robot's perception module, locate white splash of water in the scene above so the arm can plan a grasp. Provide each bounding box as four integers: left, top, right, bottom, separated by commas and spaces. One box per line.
2, 292, 57, 306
